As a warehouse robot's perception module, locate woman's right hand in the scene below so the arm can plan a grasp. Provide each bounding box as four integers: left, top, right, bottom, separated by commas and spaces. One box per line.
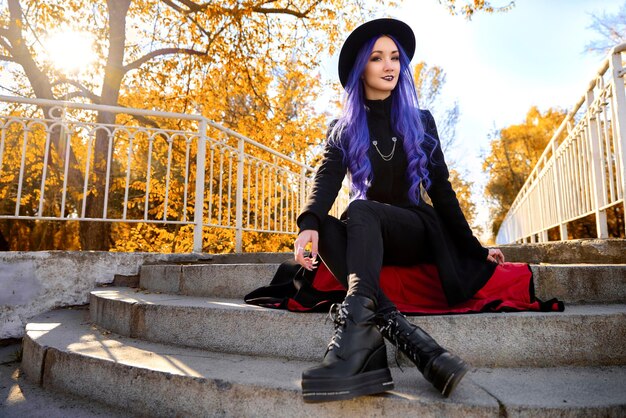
294, 229, 319, 271
487, 248, 505, 264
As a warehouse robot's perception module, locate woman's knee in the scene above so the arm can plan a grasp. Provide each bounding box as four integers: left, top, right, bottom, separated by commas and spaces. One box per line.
346, 199, 381, 220
319, 215, 344, 234
319, 216, 345, 250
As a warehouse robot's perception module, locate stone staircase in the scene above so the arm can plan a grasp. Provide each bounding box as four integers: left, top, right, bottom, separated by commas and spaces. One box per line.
20, 240, 626, 417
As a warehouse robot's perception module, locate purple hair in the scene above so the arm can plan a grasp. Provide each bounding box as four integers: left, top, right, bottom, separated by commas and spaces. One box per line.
330, 35, 436, 204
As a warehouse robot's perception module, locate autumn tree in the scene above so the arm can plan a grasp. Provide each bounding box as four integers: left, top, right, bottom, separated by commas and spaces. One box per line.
0, 0, 380, 251
414, 62, 478, 229
418, 0, 516, 233
585, 1, 626, 55
438, 0, 515, 19
482, 106, 566, 237
415, 62, 460, 146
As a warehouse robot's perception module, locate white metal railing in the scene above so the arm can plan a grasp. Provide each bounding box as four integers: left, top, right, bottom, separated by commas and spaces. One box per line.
497, 43, 626, 244
0, 95, 348, 252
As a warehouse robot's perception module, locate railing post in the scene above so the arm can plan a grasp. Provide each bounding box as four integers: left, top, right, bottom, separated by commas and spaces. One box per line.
537, 165, 549, 242
526, 194, 534, 242
235, 137, 244, 253
609, 50, 626, 236
299, 166, 307, 214
551, 142, 568, 240
586, 89, 609, 238
193, 118, 207, 253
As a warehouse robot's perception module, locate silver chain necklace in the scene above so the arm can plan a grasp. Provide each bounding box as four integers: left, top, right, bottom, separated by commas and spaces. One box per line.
372, 137, 397, 161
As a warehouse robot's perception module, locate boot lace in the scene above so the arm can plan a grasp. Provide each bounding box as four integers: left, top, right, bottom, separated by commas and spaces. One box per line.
378, 311, 419, 370
326, 301, 349, 351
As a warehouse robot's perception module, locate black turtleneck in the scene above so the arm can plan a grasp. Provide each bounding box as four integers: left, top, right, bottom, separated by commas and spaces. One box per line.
297, 95, 414, 233
364, 96, 411, 207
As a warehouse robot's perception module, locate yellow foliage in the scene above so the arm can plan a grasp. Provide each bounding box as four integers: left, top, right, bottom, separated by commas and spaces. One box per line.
482, 106, 567, 237
439, 0, 515, 19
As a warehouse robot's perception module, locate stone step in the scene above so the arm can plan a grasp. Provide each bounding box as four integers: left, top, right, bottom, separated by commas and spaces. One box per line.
170, 238, 626, 266
22, 308, 626, 418
500, 239, 626, 264
141, 252, 291, 265
90, 288, 626, 368
139, 263, 280, 299
138, 262, 626, 304
531, 264, 626, 303
176, 239, 626, 265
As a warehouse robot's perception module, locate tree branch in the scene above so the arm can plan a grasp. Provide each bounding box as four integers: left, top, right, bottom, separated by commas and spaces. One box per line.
161, 0, 212, 14
176, 0, 206, 12
59, 90, 102, 102
53, 78, 101, 103
161, 0, 212, 38
6, 0, 54, 99
161, 0, 185, 13
123, 47, 207, 73
0, 27, 10, 40
252, 0, 324, 19
0, 54, 17, 63
251, 6, 307, 18
129, 113, 161, 129
163, 0, 319, 19
119, 110, 169, 142
0, 36, 12, 52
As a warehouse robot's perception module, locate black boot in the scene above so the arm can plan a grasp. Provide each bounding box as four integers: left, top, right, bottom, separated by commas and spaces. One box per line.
378, 310, 468, 397
301, 295, 394, 402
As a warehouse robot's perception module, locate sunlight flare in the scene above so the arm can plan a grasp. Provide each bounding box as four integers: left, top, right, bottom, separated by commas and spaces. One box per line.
43, 30, 97, 74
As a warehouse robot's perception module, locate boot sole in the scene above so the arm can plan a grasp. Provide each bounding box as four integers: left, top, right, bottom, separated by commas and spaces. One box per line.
439, 360, 469, 398
424, 352, 470, 398
302, 368, 394, 403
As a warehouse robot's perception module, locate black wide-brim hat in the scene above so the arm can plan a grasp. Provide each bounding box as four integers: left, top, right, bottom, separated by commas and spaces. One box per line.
338, 18, 416, 88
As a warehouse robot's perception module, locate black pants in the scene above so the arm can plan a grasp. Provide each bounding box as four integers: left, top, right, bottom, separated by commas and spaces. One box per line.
318, 199, 434, 313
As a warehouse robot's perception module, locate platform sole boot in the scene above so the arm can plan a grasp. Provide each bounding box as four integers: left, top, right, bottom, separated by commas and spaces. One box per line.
378, 310, 468, 397
301, 294, 394, 403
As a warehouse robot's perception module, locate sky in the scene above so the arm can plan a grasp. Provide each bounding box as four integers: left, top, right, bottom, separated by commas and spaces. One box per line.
318, 0, 625, 240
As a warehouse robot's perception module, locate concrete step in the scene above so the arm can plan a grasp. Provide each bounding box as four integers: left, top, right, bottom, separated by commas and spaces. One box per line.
1, 351, 130, 418
500, 239, 626, 264
139, 263, 280, 299
90, 288, 626, 368
179, 239, 626, 265
531, 264, 626, 303
141, 252, 291, 265
151, 239, 626, 265
22, 308, 626, 418
138, 262, 626, 304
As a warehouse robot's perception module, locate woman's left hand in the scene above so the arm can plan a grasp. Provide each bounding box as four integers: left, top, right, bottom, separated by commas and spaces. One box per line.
487, 248, 505, 264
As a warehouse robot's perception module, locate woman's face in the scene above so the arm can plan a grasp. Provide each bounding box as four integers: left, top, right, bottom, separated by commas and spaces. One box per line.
361, 36, 400, 100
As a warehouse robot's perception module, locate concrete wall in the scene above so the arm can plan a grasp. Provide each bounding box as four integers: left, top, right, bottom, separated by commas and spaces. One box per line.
0, 251, 201, 340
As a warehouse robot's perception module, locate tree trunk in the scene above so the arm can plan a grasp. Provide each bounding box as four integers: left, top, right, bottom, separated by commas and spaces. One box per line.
79, 0, 131, 250
7, 0, 91, 246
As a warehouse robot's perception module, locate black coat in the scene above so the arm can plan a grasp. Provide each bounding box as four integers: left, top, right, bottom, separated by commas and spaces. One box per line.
297, 97, 496, 306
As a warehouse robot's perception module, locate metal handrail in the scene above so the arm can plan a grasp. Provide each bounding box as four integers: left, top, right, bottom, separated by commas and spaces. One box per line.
0, 95, 348, 252
496, 43, 626, 244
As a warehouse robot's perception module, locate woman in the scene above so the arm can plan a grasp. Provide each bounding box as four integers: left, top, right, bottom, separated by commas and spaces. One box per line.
294, 18, 504, 403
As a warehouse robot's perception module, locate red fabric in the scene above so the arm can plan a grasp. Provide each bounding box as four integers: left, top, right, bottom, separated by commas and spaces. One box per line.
286, 298, 338, 312
293, 262, 548, 314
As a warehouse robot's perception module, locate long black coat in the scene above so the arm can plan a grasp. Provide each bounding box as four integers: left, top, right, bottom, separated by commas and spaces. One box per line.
297, 97, 496, 307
